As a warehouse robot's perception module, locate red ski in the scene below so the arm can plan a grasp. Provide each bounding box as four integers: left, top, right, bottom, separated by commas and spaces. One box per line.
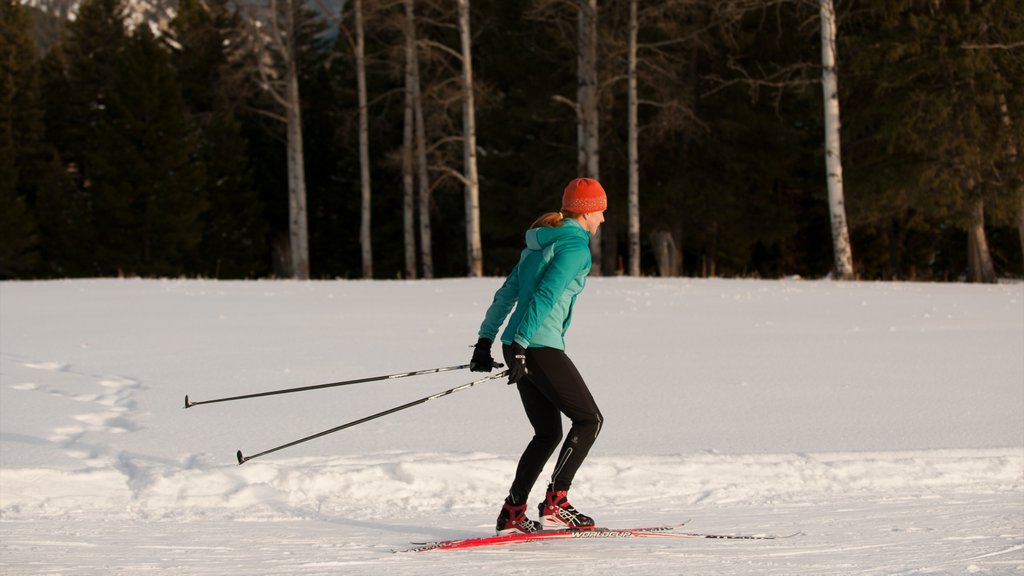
400, 522, 795, 552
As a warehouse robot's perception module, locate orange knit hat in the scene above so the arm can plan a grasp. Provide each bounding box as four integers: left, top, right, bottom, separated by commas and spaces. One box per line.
561, 178, 607, 213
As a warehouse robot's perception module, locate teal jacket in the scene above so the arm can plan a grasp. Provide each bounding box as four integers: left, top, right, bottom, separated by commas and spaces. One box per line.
479, 218, 592, 350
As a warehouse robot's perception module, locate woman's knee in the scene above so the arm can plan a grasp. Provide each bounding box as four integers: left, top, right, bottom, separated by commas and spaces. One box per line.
574, 411, 603, 440
535, 429, 563, 450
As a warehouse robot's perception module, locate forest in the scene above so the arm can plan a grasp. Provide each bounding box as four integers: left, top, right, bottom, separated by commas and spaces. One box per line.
1, 0, 1021, 281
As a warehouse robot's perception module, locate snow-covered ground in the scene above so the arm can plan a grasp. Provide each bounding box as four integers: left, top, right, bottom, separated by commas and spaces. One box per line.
1, 277, 1021, 575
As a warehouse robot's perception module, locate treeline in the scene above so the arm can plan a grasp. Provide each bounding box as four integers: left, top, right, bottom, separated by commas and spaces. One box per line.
1, 0, 1021, 280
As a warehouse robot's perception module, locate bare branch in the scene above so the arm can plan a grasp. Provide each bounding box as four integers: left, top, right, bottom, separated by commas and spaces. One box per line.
430, 164, 470, 188
426, 135, 464, 155
701, 59, 819, 100
551, 94, 579, 116
418, 38, 464, 62
961, 41, 1024, 50
243, 105, 288, 124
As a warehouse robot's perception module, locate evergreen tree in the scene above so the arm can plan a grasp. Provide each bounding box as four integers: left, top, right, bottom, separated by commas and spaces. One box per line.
843, 0, 1022, 280
58, 0, 205, 276
0, 0, 42, 276
655, 1, 828, 278
172, 0, 268, 278
40, 0, 128, 275
470, 0, 582, 272
100, 27, 206, 275
299, 3, 358, 278
37, 44, 97, 276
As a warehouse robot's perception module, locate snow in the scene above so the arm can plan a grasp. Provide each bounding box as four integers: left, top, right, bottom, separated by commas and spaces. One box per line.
1, 277, 1022, 574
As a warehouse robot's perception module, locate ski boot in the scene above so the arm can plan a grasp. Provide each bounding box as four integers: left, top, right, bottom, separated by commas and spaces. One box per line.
538, 485, 595, 530
496, 501, 542, 535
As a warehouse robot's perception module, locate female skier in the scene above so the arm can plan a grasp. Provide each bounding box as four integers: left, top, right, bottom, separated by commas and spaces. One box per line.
470, 177, 607, 535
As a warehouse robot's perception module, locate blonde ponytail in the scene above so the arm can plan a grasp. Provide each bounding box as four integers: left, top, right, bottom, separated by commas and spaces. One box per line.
531, 211, 565, 229
530, 210, 584, 229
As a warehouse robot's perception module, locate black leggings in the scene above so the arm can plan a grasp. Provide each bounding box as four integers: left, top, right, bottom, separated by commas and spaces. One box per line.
503, 345, 603, 504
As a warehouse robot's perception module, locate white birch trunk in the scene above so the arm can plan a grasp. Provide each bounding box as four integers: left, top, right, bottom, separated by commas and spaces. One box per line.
355, 0, 373, 279
578, 0, 601, 273
401, 0, 417, 280
413, 63, 433, 279
819, 0, 854, 279
627, 0, 640, 277
405, 0, 433, 279
240, 0, 308, 277
283, 0, 309, 280
457, 0, 482, 277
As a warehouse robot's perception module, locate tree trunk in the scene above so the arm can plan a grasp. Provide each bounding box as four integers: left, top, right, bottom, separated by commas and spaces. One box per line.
996, 89, 1024, 270
1019, 196, 1024, 267
457, 0, 482, 277
966, 192, 997, 283
415, 82, 433, 279
819, 0, 854, 280
355, 0, 373, 279
649, 230, 680, 277
578, 0, 601, 274
406, 0, 433, 279
283, 0, 309, 280
706, 220, 718, 278
626, 0, 640, 277
401, 0, 417, 280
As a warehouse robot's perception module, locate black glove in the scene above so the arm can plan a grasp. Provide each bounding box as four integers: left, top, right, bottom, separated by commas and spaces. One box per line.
508, 342, 529, 384
470, 337, 498, 372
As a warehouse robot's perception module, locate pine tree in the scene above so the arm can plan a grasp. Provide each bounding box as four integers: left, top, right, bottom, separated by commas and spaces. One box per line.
0, 0, 42, 276
37, 44, 98, 276
842, 0, 1019, 281
172, 0, 268, 278
58, 0, 205, 276
101, 27, 206, 275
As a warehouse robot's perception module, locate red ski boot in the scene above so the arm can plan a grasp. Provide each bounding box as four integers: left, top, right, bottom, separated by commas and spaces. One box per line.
496, 501, 542, 535
538, 486, 595, 530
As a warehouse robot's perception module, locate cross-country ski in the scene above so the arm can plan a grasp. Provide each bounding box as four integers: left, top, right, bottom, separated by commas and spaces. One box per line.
401, 522, 799, 552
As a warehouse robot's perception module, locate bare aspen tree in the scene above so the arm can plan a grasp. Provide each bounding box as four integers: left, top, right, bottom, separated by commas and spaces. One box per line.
819, 0, 853, 279
532, 0, 605, 272
398, 0, 433, 278
240, 0, 311, 279
413, 47, 434, 280
627, 0, 640, 276
617, 0, 706, 277
354, 0, 373, 278
404, 0, 479, 278
579, 0, 601, 273
283, 0, 310, 280
401, 0, 417, 279
457, 0, 482, 277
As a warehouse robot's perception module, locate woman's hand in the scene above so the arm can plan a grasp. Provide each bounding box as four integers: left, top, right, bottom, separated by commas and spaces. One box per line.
470, 338, 498, 372
508, 342, 529, 384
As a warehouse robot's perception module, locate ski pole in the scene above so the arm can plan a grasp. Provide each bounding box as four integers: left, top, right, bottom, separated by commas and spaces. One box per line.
185, 364, 488, 408
236, 370, 509, 464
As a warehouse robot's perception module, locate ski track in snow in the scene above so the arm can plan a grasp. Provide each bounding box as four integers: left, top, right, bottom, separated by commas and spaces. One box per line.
0, 278, 1022, 574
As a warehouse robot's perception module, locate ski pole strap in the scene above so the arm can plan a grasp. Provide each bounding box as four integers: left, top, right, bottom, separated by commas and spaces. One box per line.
236, 370, 509, 464
185, 363, 488, 408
